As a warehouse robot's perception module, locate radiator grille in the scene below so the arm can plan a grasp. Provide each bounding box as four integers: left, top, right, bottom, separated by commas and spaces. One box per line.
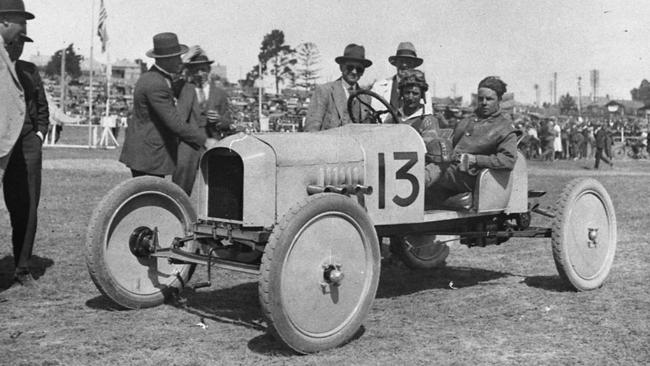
206, 149, 243, 220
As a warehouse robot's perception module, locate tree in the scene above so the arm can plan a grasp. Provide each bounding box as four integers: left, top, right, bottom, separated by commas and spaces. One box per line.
246, 30, 297, 95
45, 43, 84, 79
559, 93, 577, 115
630, 79, 650, 106
294, 42, 321, 90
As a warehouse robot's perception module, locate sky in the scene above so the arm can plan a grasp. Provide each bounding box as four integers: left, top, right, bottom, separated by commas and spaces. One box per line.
21, 0, 650, 104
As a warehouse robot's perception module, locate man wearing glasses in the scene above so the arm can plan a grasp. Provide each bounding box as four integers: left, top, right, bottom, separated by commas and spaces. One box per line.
370, 42, 431, 122
304, 44, 372, 131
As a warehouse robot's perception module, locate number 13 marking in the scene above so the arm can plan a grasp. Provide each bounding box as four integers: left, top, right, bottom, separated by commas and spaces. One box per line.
378, 152, 420, 209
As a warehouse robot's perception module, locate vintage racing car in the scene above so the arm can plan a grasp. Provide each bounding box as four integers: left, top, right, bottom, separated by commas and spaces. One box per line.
86, 91, 617, 354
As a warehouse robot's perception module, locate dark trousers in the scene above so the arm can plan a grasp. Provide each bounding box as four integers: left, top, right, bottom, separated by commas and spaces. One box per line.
172, 141, 203, 196
3, 132, 42, 272
594, 148, 611, 169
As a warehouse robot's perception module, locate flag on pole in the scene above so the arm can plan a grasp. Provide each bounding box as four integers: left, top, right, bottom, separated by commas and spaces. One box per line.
97, 0, 108, 53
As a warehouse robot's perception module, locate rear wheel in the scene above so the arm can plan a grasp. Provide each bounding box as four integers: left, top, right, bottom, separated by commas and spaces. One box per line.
391, 235, 450, 269
259, 194, 380, 353
86, 177, 198, 309
552, 178, 616, 291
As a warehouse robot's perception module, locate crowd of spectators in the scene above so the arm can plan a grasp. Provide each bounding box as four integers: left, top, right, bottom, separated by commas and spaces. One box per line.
516, 115, 649, 161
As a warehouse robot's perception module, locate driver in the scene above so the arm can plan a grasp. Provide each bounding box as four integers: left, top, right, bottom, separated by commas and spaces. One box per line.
304, 44, 372, 131
425, 76, 519, 209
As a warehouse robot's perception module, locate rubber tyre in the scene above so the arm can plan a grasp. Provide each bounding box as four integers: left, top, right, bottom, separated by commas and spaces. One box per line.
552, 178, 616, 291
86, 176, 198, 309
613, 146, 626, 159
259, 194, 380, 354
391, 235, 450, 269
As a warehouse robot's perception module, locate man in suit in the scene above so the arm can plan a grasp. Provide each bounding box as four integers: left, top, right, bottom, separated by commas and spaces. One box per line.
0, 0, 33, 185
173, 47, 232, 195
119, 32, 218, 178
4, 32, 48, 287
304, 44, 372, 131
593, 121, 613, 169
370, 42, 430, 122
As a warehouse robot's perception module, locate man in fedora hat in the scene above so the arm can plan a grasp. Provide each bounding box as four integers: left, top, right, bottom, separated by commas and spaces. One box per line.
120, 33, 219, 179
371, 42, 431, 121
172, 45, 232, 195
4, 32, 49, 287
304, 43, 372, 131
0, 0, 33, 186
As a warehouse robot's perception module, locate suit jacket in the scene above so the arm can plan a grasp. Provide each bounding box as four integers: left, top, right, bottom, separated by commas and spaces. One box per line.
16, 60, 49, 137
370, 75, 431, 122
0, 37, 26, 160
119, 66, 207, 175
304, 78, 371, 131
178, 80, 232, 138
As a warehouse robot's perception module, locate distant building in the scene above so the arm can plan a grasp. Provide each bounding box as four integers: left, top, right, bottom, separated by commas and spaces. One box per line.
110, 58, 141, 85
28, 52, 49, 68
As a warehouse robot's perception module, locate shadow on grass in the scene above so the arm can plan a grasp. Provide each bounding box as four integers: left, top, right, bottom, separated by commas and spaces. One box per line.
173, 281, 266, 332
0, 255, 54, 292
246, 325, 366, 356
523, 275, 574, 292
376, 264, 512, 298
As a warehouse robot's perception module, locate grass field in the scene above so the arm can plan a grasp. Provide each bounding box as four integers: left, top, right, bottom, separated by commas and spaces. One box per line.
0, 137, 648, 365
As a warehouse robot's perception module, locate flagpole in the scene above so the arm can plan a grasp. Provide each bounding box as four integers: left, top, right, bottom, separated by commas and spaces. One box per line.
105, 44, 110, 118
88, 0, 95, 148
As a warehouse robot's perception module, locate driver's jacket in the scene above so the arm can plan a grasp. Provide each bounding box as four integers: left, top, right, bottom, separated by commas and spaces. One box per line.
452, 111, 520, 170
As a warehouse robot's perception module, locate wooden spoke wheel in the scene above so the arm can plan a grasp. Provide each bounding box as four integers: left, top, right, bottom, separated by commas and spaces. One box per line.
552, 178, 617, 291
86, 177, 198, 309
259, 194, 380, 353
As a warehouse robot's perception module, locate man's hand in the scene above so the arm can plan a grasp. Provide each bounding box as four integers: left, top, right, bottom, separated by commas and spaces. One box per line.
206, 110, 221, 124
458, 153, 478, 174
182, 45, 204, 63
36, 131, 44, 143
203, 137, 219, 150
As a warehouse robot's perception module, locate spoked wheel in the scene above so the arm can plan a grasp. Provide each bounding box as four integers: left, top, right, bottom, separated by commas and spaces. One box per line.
348, 89, 399, 124
86, 176, 198, 309
391, 234, 450, 269
259, 194, 380, 353
552, 178, 616, 291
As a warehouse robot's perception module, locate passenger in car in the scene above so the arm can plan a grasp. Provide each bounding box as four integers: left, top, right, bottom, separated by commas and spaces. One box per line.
384, 69, 442, 136
424, 76, 520, 209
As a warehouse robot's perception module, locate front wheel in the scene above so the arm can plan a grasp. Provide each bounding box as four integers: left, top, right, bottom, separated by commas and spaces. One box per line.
259, 194, 380, 353
85, 177, 198, 309
552, 178, 616, 291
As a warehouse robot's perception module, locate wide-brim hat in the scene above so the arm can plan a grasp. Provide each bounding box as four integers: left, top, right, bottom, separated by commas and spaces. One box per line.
145, 32, 189, 58
184, 54, 214, 66
0, 0, 34, 20
335, 43, 372, 68
388, 42, 423, 67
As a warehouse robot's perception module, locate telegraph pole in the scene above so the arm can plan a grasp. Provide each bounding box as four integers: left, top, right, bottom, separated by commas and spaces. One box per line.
553, 72, 557, 105
577, 76, 583, 117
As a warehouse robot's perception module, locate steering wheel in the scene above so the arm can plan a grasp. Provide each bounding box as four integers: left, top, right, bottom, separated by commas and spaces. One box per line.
347, 89, 399, 125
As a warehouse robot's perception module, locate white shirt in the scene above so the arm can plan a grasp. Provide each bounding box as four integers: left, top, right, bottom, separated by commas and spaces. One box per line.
195, 82, 210, 103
